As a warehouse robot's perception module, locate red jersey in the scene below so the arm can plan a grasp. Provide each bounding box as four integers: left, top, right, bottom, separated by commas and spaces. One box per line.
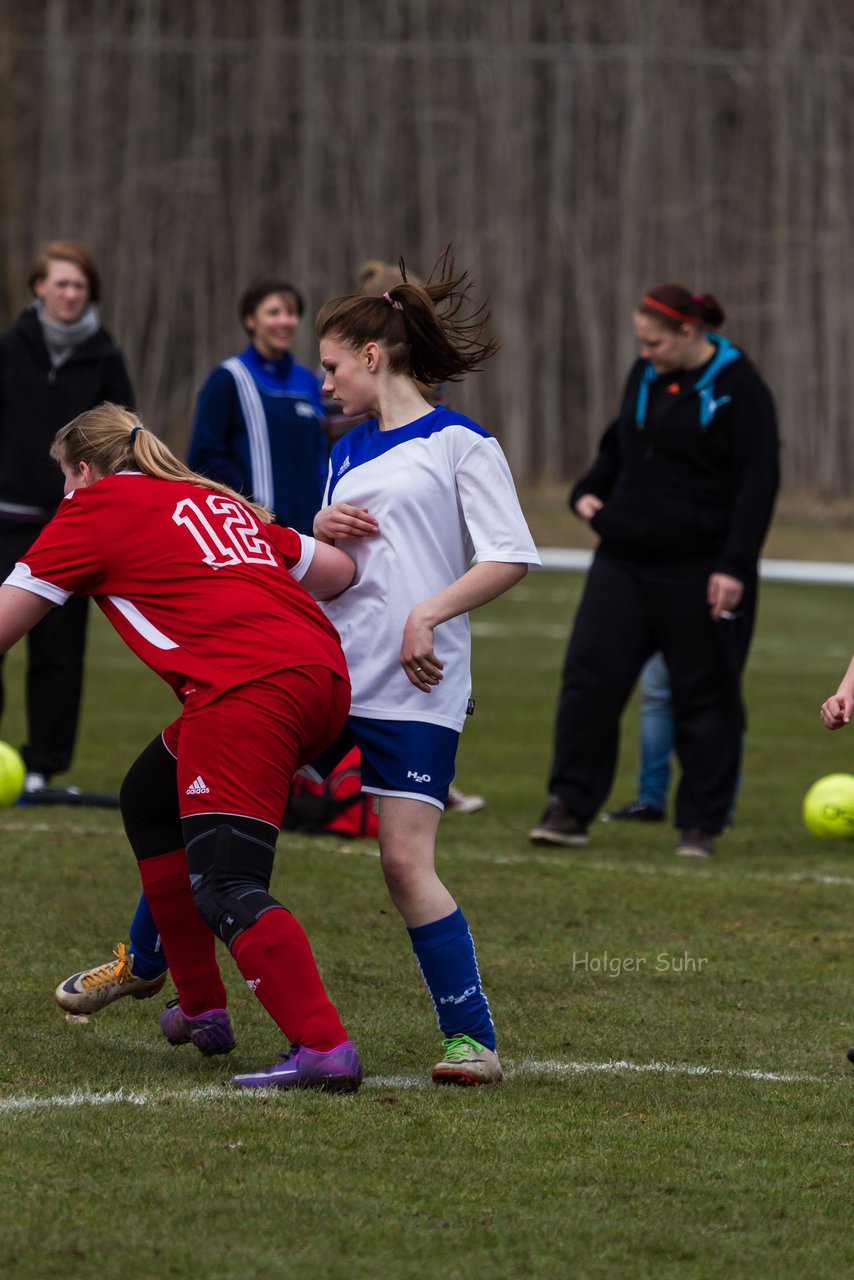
6, 473, 348, 705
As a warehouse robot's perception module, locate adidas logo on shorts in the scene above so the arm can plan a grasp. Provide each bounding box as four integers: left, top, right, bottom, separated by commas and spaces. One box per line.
186, 775, 210, 796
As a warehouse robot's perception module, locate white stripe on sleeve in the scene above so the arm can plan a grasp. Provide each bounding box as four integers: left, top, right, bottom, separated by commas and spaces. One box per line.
4, 562, 71, 605
288, 534, 316, 582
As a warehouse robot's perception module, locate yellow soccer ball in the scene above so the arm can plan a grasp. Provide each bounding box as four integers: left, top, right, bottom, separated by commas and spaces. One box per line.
0, 740, 25, 808
802, 773, 854, 839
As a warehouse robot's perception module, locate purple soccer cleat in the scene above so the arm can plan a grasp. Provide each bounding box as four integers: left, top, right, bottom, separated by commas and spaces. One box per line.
160, 998, 235, 1057
231, 1040, 364, 1092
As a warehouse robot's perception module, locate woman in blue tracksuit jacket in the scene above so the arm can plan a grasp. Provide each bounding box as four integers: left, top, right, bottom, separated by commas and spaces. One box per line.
531, 283, 779, 857
188, 277, 326, 534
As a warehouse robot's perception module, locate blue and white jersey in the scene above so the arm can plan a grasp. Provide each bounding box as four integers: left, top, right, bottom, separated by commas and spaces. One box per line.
321, 406, 540, 731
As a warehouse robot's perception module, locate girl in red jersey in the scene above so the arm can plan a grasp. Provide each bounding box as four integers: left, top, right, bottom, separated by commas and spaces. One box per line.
1, 403, 363, 1091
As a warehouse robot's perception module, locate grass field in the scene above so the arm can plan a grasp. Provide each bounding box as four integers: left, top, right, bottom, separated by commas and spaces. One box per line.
1, 557, 853, 1279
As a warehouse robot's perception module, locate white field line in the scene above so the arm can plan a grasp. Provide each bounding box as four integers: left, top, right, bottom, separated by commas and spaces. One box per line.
3, 817, 854, 890
329, 838, 854, 890
536, 548, 854, 587
0, 1057, 843, 1116
471, 620, 570, 640
470, 618, 852, 659
485, 849, 854, 890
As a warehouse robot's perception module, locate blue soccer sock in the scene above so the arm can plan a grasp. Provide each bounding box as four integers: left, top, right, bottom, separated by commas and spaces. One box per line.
407, 906, 496, 1050
128, 891, 169, 980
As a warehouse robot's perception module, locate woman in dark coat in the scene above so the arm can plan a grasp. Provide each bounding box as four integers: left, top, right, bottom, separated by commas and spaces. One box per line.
531, 284, 779, 858
0, 240, 134, 790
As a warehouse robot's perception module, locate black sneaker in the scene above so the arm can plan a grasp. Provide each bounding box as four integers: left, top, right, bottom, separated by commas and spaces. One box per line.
529, 796, 590, 847
675, 828, 715, 858
602, 799, 665, 823
847, 1046, 854, 1066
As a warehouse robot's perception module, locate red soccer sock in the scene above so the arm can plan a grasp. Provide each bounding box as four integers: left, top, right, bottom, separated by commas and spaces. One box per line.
137, 849, 227, 1017
231, 908, 348, 1051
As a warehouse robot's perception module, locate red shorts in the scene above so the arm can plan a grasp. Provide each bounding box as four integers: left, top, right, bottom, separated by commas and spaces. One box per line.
162, 667, 350, 827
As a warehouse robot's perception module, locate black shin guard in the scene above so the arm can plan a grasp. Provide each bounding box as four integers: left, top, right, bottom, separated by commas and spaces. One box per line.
183, 813, 280, 950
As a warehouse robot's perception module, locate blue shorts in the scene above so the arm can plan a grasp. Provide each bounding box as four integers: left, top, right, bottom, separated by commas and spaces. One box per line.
307, 716, 460, 810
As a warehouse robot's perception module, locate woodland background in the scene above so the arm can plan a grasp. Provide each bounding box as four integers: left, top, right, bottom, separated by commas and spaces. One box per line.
0, 0, 852, 491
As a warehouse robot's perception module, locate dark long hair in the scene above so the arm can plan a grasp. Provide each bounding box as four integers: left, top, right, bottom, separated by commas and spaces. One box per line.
316, 247, 498, 385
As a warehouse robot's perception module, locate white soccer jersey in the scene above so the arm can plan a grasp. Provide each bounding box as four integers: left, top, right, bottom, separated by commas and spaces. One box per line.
321, 406, 540, 731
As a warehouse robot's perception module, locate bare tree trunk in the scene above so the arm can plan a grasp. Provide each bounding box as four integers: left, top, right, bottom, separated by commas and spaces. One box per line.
2, 1, 853, 492
0, 0, 25, 315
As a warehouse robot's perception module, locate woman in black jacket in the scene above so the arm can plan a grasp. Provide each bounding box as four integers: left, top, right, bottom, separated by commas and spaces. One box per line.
0, 240, 134, 792
531, 284, 779, 858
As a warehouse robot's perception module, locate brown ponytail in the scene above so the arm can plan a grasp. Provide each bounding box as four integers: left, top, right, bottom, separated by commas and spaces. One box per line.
317, 246, 498, 385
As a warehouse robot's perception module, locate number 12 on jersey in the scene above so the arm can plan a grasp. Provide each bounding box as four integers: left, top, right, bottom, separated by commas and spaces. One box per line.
173, 495, 277, 568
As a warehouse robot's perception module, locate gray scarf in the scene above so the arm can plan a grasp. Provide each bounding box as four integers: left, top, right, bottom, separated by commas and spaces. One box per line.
35, 300, 101, 369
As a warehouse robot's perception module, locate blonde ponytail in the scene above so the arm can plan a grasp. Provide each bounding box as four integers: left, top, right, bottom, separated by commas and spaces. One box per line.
51, 403, 274, 523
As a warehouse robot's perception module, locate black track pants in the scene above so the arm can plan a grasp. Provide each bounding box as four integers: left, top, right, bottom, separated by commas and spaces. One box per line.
547, 549, 755, 833
0, 522, 89, 778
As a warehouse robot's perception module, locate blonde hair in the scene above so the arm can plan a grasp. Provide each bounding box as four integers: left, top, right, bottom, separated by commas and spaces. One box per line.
357, 259, 423, 296
50, 403, 273, 523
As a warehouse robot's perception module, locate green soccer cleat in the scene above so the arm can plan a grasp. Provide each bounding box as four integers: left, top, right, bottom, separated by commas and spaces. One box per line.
55, 942, 168, 1014
432, 1034, 504, 1086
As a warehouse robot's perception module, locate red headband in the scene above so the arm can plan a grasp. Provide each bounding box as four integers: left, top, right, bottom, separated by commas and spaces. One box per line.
641, 295, 699, 325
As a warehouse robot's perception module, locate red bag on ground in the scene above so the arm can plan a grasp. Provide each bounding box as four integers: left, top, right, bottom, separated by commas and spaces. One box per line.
284, 747, 379, 839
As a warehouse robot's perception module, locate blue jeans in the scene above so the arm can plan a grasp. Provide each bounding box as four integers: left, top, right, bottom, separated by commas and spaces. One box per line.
638, 652, 742, 819
638, 652, 673, 810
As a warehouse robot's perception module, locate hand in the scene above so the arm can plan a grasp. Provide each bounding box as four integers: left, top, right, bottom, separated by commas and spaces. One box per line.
401, 608, 444, 692
313, 502, 379, 544
707, 572, 744, 621
574, 493, 604, 522
820, 693, 854, 730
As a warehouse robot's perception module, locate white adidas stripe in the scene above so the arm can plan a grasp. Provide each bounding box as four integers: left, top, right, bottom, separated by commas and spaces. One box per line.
222, 358, 275, 510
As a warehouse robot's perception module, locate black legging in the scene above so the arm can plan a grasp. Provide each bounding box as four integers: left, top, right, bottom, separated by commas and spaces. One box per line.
120, 734, 282, 951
